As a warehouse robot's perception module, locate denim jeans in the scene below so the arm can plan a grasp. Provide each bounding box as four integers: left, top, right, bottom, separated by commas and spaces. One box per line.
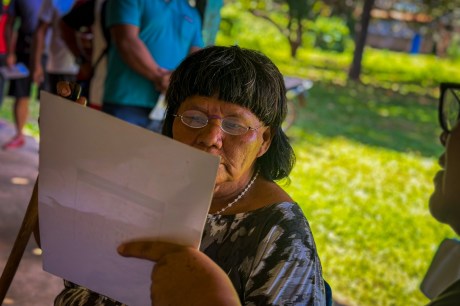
102, 103, 153, 129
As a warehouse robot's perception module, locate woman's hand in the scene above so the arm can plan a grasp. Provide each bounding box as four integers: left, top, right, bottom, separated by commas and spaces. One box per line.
117, 240, 241, 306
32, 62, 44, 85
56, 81, 87, 105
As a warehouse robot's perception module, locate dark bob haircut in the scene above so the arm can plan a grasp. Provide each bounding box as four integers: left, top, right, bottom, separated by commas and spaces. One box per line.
162, 45, 295, 181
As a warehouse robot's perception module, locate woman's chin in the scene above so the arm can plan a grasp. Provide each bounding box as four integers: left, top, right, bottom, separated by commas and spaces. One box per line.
214, 166, 228, 185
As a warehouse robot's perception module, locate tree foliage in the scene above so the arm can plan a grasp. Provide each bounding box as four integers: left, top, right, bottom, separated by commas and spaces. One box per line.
236, 0, 316, 58
229, 0, 458, 80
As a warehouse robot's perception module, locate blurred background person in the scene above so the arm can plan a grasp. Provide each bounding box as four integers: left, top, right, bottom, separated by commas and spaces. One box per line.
102, 0, 204, 132
31, 0, 78, 95
0, 0, 11, 109
60, 0, 107, 110
1, 0, 43, 150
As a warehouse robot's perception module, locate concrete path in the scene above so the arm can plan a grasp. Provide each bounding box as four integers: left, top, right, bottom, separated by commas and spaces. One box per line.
0, 119, 63, 306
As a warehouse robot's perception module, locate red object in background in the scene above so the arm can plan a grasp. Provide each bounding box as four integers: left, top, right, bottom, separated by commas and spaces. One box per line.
0, 5, 8, 54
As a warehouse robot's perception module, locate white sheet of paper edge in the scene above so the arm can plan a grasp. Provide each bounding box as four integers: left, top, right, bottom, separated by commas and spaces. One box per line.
38, 91, 219, 305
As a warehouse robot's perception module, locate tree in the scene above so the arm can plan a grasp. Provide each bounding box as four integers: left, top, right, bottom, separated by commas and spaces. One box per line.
348, 0, 375, 81
321, 0, 359, 37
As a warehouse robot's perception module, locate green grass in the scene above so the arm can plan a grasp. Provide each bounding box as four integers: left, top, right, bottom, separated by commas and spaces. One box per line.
279, 82, 455, 305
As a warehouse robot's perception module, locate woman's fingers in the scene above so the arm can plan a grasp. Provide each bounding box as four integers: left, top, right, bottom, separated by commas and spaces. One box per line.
117, 240, 185, 262
76, 96, 87, 106
56, 81, 85, 104
56, 81, 72, 97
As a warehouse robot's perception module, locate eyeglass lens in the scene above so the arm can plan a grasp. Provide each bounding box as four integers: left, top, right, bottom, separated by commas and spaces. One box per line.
442, 88, 460, 132
179, 110, 251, 135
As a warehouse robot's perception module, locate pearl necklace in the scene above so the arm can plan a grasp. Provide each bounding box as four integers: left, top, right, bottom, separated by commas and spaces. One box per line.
214, 169, 260, 215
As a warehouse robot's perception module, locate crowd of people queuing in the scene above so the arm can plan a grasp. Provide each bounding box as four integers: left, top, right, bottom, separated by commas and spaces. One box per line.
0, 0, 77, 150
0, 0, 206, 149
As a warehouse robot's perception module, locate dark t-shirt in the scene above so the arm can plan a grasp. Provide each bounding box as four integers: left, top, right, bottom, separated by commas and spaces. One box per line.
61, 0, 109, 45
7, 0, 43, 53
61, 0, 95, 29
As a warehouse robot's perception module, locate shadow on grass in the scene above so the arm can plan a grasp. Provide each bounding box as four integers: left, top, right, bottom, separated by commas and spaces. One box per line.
290, 81, 443, 158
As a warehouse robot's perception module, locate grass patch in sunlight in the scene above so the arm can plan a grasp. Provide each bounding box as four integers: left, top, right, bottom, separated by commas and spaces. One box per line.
282, 132, 454, 305
276, 80, 455, 305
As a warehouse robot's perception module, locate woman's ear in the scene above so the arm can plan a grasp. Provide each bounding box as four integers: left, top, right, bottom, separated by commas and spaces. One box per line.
257, 127, 272, 158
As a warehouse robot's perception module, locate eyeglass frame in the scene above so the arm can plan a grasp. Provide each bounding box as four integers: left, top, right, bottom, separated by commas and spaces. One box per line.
173, 110, 262, 136
439, 82, 460, 133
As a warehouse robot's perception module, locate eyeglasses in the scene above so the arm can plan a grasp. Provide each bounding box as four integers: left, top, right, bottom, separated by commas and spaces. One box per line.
439, 83, 460, 133
173, 109, 261, 136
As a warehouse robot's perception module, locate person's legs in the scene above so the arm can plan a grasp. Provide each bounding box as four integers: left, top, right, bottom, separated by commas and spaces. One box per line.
0, 53, 7, 108
2, 88, 29, 150
3, 60, 33, 149
3, 96, 29, 148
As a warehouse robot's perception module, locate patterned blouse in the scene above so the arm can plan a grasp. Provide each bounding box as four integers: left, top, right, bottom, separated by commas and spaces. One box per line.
54, 202, 325, 306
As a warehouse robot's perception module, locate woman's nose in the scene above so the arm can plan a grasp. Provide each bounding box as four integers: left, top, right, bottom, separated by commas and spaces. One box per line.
197, 120, 224, 149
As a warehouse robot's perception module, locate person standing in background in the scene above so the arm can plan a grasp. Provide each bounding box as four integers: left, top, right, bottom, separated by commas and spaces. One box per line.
60, 0, 107, 110
31, 0, 78, 94
103, 0, 204, 132
1, 0, 43, 150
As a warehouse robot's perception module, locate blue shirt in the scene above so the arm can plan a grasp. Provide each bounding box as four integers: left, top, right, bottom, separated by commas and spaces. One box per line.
104, 0, 204, 108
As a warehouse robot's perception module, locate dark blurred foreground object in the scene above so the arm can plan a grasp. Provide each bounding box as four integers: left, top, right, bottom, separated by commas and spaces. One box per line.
422, 82, 460, 306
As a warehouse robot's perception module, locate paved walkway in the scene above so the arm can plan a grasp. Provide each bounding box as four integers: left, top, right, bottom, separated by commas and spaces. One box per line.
0, 119, 63, 306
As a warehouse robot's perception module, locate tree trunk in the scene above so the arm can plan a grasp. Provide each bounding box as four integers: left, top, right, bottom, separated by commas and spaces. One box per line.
348, 0, 375, 81
289, 20, 302, 58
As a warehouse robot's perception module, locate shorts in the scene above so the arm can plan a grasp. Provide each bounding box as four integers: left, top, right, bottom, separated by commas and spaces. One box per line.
8, 53, 32, 99
8, 53, 48, 99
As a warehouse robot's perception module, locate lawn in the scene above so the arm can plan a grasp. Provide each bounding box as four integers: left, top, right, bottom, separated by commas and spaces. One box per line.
281, 82, 455, 305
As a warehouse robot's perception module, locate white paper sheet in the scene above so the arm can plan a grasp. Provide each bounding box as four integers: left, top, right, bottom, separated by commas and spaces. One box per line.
38, 91, 219, 306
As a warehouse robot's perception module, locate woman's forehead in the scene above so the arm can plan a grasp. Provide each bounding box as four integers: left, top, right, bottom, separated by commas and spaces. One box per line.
179, 96, 256, 116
